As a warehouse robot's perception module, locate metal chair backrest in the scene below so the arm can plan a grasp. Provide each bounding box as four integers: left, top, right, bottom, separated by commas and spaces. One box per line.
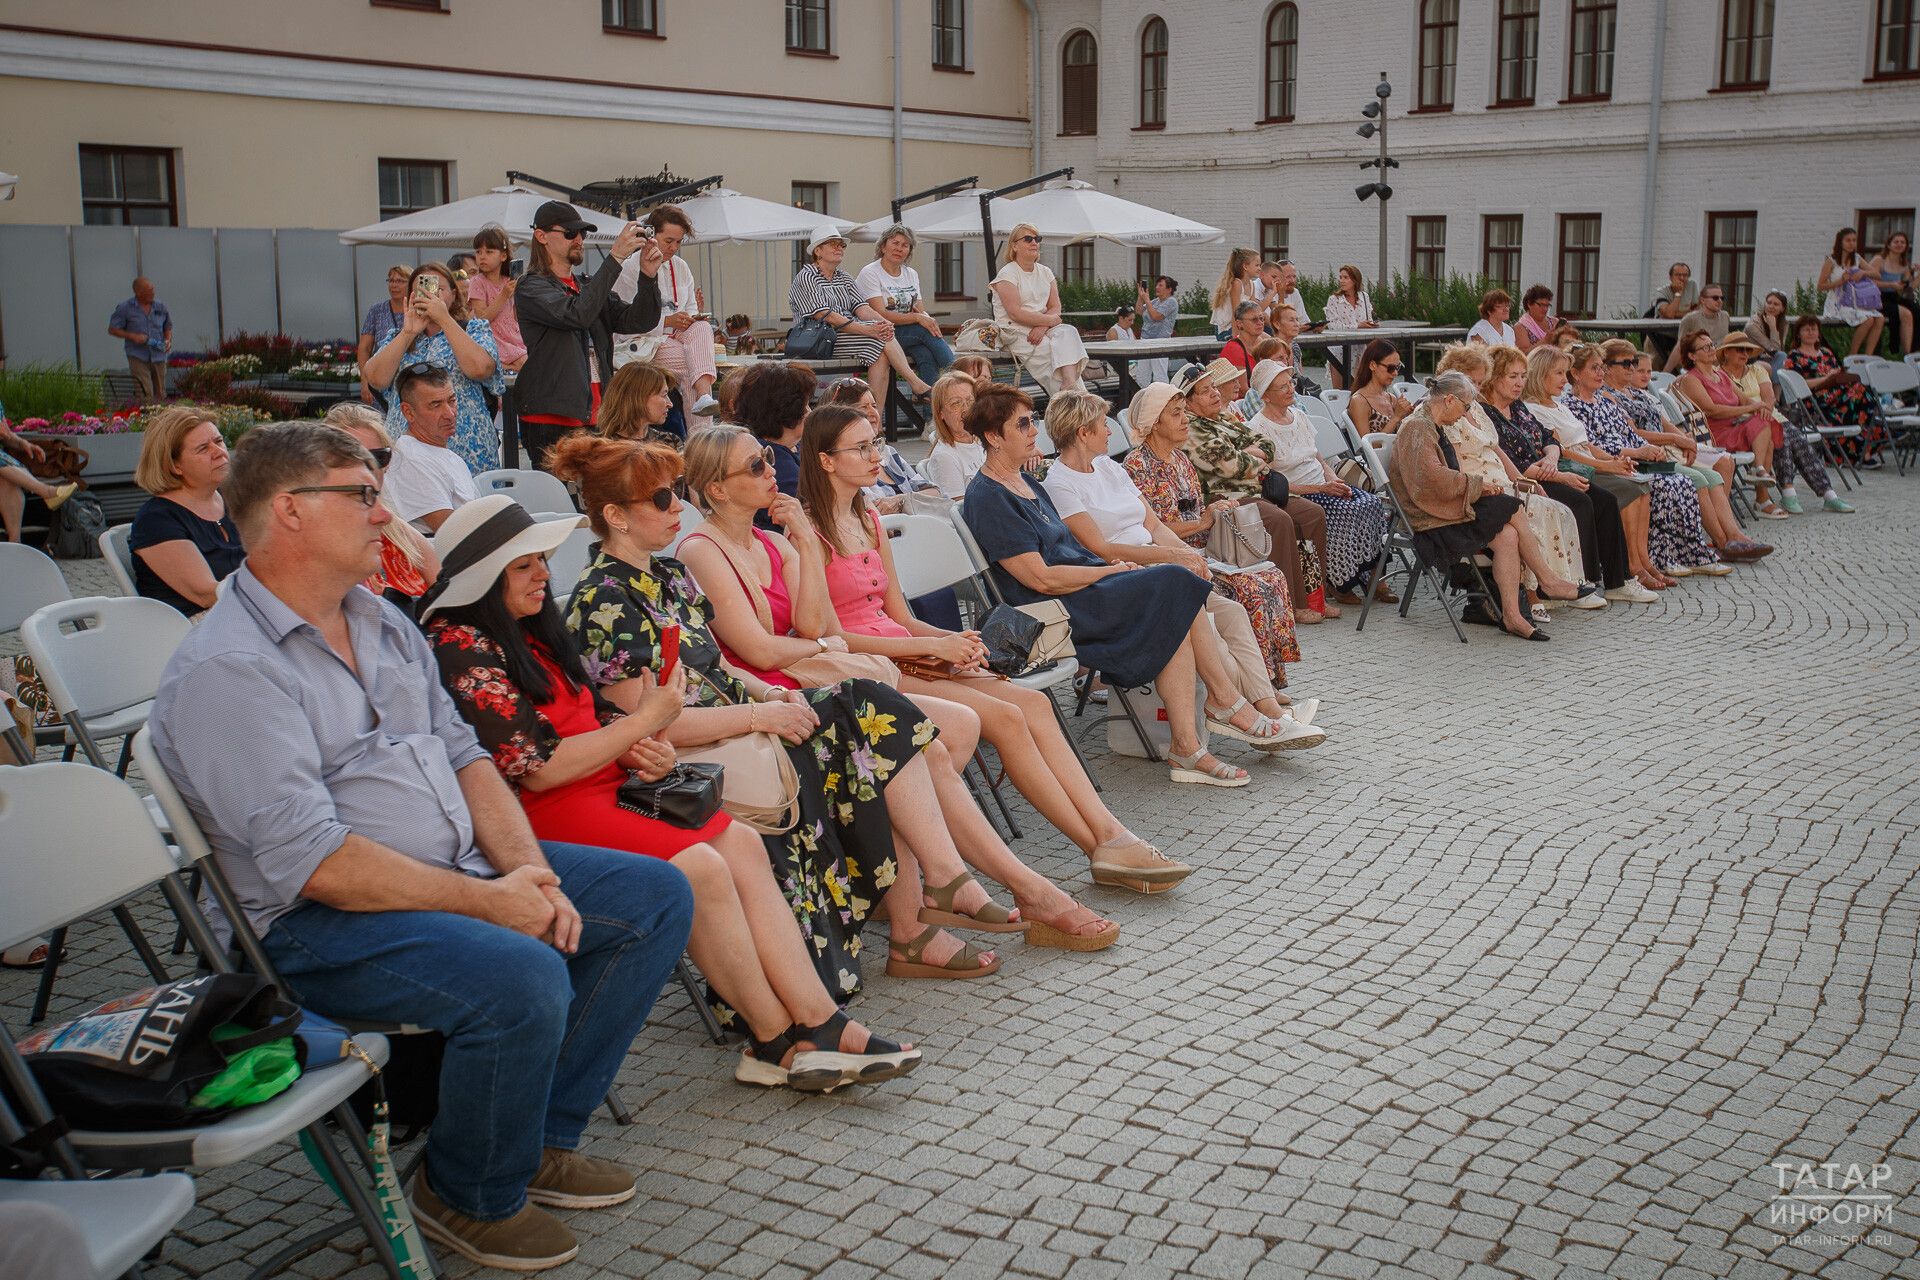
1391, 381, 1427, 404
0, 763, 180, 955
538, 517, 596, 602
473, 467, 575, 514
98, 524, 139, 597
879, 513, 978, 599
21, 596, 191, 724
1311, 410, 1352, 460
0, 542, 73, 634
1864, 361, 1919, 397
1115, 408, 1130, 439
944, 502, 1004, 603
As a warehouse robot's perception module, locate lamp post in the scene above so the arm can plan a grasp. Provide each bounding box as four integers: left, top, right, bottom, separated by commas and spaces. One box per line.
1354, 73, 1398, 292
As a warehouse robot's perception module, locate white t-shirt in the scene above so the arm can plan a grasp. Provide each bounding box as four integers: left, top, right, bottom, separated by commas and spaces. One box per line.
1042, 456, 1152, 547
613, 254, 699, 335
1104, 324, 1137, 343
1244, 408, 1326, 489
855, 261, 923, 315
383, 435, 477, 525
921, 440, 985, 499
990, 261, 1056, 324
1468, 319, 1517, 346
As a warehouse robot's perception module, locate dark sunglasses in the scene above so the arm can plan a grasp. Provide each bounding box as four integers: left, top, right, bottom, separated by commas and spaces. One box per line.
1010, 413, 1036, 430
1604, 358, 1638, 367
543, 226, 588, 241
402, 361, 435, 378
288, 484, 382, 508
1014, 234, 1041, 244
368, 447, 393, 468
635, 478, 690, 511
726, 445, 778, 479
1379, 362, 1402, 374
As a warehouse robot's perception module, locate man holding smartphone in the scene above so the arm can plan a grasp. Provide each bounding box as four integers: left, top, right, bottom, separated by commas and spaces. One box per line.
513, 201, 665, 470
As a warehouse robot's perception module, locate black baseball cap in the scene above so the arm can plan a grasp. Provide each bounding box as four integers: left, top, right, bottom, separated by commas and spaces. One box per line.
531, 200, 594, 235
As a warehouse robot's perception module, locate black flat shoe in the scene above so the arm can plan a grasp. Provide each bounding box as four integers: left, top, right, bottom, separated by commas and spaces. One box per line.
1502, 622, 1551, 642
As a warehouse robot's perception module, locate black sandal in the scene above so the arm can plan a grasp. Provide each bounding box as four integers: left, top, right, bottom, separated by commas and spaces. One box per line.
734, 1024, 807, 1089
788, 1012, 923, 1093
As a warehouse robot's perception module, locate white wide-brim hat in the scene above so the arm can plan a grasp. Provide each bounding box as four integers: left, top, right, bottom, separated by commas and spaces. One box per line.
805, 224, 848, 256
419, 494, 585, 619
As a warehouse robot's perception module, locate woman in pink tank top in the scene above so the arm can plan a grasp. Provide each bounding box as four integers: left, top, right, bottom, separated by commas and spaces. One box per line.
682, 420, 1127, 958
801, 403, 1199, 909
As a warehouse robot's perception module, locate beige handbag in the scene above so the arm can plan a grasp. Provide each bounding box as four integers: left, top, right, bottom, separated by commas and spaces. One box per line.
1205, 502, 1273, 568
1017, 599, 1075, 665
681, 669, 802, 835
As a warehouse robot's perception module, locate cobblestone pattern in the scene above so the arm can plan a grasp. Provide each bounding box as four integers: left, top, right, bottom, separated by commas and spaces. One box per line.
5, 480, 1918, 1280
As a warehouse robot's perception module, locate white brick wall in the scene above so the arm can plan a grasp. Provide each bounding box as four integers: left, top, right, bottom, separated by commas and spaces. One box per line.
1031, 0, 1920, 315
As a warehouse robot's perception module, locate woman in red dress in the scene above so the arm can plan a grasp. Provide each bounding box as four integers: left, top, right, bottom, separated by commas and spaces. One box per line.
422, 496, 921, 1093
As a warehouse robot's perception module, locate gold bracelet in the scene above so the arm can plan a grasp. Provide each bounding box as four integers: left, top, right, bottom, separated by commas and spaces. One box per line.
747, 704, 757, 733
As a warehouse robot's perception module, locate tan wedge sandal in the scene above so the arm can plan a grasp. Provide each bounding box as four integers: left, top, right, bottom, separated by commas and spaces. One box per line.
886, 927, 1002, 979
1014, 901, 1120, 952
918, 870, 1027, 933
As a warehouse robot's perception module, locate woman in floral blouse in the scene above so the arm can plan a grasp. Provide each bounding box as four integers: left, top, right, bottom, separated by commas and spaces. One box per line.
1785, 314, 1885, 465
551, 433, 1010, 994
422, 499, 920, 1092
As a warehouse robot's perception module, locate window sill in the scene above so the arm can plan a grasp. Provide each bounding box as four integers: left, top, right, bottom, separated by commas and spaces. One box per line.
1057, 129, 1097, 138
1867, 69, 1920, 82
785, 47, 837, 59
1709, 82, 1768, 94
1487, 98, 1534, 109
1408, 104, 1454, 115
932, 63, 972, 74
934, 293, 976, 302
1132, 123, 1166, 131
369, 0, 447, 11
1558, 93, 1613, 104
602, 25, 665, 38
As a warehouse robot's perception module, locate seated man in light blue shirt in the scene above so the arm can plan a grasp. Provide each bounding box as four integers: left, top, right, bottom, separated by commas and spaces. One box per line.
150, 422, 692, 1273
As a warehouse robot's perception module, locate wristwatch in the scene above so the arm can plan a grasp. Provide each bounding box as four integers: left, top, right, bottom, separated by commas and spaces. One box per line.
816, 637, 830, 653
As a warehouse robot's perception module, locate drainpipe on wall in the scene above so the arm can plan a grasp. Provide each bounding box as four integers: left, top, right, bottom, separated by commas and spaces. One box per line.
1639, 0, 1668, 303
892, 0, 904, 198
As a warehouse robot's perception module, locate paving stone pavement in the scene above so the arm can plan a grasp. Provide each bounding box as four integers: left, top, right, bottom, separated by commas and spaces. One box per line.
5, 474, 1918, 1280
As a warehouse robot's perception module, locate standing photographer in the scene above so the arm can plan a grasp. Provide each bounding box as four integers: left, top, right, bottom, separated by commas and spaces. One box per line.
515, 201, 665, 469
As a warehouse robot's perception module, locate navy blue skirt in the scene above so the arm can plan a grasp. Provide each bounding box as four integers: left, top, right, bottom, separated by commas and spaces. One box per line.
1059, 564, 1211, 688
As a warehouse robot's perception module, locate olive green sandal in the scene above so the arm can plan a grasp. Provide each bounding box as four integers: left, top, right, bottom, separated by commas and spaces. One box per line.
917, 870, 1027, 933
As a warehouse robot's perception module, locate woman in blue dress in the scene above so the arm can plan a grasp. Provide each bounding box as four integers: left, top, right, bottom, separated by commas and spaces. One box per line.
960, 383, 1263, 789
364, 261, 504, 473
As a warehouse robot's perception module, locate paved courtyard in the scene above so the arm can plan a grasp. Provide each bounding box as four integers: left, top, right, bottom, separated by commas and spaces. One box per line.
6, 471, 1918, 1280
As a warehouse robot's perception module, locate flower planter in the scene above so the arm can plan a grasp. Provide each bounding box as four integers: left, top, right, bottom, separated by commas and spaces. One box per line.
23, 431, 144, 483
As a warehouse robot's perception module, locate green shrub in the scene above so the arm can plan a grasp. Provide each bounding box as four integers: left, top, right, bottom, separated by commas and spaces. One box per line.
1294, 270, 1496, 328
0, 364, 105, 421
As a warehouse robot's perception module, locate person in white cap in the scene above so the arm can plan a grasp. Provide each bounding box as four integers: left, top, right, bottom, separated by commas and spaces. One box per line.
790, 226, 932, 410
1244, 359, 1395, 605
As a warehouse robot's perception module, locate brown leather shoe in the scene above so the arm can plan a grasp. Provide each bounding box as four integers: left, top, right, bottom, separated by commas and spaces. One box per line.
526, 1147, 638, 1209
411, 1171, 578, 1272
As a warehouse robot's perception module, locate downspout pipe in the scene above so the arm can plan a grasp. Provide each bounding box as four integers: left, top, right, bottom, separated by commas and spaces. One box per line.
1016, 0, 1041, 167
892, 0, 904, 199
1639, 0, 1668, 304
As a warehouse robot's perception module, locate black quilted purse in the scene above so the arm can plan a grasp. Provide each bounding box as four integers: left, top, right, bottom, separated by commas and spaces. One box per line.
615, 762, 724, 828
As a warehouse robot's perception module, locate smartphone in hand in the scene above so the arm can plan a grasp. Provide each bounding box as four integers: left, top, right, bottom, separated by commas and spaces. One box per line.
658, 623, 681, 682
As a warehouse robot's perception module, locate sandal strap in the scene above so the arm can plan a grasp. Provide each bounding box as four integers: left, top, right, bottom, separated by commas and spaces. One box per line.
921, 870, 1015, 926
798, 1011, 903, 1057
890, 928, 990, 973
746, 1023, 805, 1064
1169, 750, 1242, 780
1203, 696, 1250, 721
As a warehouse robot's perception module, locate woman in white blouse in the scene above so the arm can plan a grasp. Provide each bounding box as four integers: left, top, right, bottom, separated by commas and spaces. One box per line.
990, 223, 1089, 394
1320, 263, 1378, 389
1467, 289, 1517, 346
919, 372, 984, 499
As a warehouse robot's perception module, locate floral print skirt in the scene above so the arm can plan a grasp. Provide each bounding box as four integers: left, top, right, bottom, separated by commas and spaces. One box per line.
1643, 473, 1719, 569
711, 677, 935, 1029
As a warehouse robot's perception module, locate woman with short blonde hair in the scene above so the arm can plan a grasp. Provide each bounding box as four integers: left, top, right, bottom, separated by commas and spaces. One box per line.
127, 407, 243, 615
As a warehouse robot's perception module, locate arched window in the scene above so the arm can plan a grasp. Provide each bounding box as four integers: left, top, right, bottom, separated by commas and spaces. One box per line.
1262, 4, 1298, 122
1061, 29, 1098, 136
1417, 0, 1458, 111
1139, 17, 1168, 129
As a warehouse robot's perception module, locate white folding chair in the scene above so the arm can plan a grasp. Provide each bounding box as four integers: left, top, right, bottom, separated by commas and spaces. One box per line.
1646, 370, 1677, 393
0, 1171, 197, 1280
1297, 394, 1336, 425
1863, 360, 1920, 473
473, 467, 575, 514
1843, 354, 1889, 372
1031, 417, 1056, 458
21, 596, 190, 777
534, 514, 594, 609
1310, 410, 1356, 462
1391, 380, 1427, 405
1777, 367, 1864, 486
1319, 388, 1352, 416
0, 759, 404, 1280
1104, 418, 1131, 459
96, 523, 138, 597
0, 543, 78, 760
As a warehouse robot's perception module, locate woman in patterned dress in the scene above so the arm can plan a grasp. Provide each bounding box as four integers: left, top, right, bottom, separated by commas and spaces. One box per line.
1785, 314, 1885, 465
551, 433, 1008, 995
421, 501, 921, 1092
364, 261, 504, 473
1558, 345, 1725, 578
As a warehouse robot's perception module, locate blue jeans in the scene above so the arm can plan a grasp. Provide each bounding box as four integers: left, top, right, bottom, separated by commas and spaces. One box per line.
894, 324, 954, 387
262, 843, 693, 1220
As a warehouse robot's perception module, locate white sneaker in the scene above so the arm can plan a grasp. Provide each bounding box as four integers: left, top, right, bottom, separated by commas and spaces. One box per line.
690, 393, 719, 416
1692, 561, 1734, 576
1569, 591, 1609, 610
1660, 563, 1695, 578
1605, 581, 1659, 603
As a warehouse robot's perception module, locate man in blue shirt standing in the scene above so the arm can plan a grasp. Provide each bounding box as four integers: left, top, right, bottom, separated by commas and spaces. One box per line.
108, 277, 172, 402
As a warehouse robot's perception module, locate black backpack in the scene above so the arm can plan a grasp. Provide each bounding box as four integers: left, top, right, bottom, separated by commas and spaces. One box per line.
45, 491, 106, 560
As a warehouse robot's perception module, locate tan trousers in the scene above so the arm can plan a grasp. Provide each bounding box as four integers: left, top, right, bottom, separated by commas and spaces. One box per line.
128, 355, 166, 402
1203, 593, 1277, 707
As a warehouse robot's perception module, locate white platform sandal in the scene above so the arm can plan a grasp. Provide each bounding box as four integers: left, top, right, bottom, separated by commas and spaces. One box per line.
1167, 749, 1250, 788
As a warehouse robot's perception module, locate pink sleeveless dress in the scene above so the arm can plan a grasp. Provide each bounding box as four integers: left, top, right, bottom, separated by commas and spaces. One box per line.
682, 527, 800, 689
1697, 367, 1780, 452
823, 512, 912, 641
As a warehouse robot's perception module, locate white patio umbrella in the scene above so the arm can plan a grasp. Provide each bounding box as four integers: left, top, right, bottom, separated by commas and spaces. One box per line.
998, 179, 1223, 247
337, 184, 627, 246
850, 189, 1021, 243
672, 188, 857, 245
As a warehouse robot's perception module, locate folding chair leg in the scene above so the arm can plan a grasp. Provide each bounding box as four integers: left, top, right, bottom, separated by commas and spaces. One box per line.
1048, 694, 1100, 792
27, 926, 67, 1024
604, 1088, 636, 1126
250, 1117, 407, 1280
114, 735, 134, 779
171, 867, 203, 956
971, 749, 1022, 840
112, 905, 171, 985
1111, 687, 1160, 763
1354, 550, 1389, 633
678, 957, 728, 1045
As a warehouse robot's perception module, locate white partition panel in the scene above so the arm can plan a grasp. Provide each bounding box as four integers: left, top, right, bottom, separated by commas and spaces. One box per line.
137, 227, 220, 356
216, 229, 281, 342
0, 226, 79, 367
72, 226, 141, 373
276, 230, 357, 342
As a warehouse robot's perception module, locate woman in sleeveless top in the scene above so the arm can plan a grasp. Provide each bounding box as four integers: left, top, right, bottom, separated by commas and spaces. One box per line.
678, 421, 1126, 957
